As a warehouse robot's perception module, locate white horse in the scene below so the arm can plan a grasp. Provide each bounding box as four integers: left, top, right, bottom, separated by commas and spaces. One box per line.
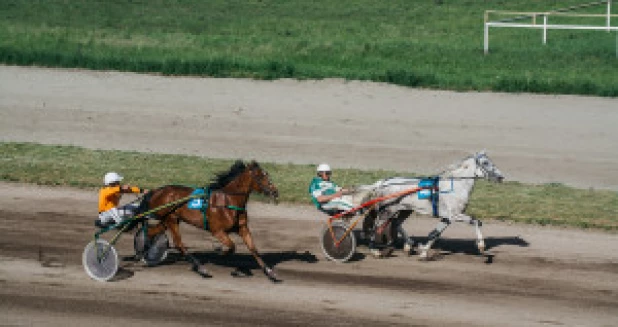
367, 150, 504, 259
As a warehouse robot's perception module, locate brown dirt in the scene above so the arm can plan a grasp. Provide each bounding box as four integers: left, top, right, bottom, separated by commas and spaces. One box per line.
1, 66, 618, 326
1, 183, 617, 326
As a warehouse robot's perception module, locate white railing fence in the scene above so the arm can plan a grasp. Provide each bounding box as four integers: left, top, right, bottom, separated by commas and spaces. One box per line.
483, 0, 618, 57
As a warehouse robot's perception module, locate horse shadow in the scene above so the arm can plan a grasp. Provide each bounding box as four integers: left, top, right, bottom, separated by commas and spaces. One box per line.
354, 229, 529, 262
111, 267, 135, 281
426, 235, 529, 253
156, 249, 319, 277
411, 235, 529, 263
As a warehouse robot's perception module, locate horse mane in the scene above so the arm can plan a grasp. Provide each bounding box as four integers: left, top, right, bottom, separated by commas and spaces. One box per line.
438, 153, 477, 176
208, 160, 247, 189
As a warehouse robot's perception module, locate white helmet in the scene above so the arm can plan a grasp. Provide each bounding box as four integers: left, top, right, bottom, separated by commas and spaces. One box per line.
104, 172, 123, 185
316, 163, 331, 172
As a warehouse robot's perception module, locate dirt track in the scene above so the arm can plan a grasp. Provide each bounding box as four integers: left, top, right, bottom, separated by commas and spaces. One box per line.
1, 66, 618, 326
0, 183, 617, 326
1, 66, 617, 190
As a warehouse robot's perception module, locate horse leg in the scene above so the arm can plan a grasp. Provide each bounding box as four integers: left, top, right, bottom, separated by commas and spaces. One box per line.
368, 209, 386, 258
213, 230, 253, 277
212, 230, 236, 256
146, 222, 166, 238
166, 218, 211, 278
371, 209, 398, 259
135, 222, 166, 259
397, 222, 414, 255
385, 207, 414, 255
475, 220, 485, 252
237, 224, 278, 282
419, 217, 451, 259
453, 213, 485, 253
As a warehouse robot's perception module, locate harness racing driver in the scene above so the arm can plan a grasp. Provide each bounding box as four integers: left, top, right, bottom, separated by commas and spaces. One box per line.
96, 172, 149, 228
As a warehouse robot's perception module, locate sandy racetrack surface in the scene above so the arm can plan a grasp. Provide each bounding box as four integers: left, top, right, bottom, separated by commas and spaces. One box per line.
1, 66, 617, 190
1, 66, 618, 326
0, 183, 617, 326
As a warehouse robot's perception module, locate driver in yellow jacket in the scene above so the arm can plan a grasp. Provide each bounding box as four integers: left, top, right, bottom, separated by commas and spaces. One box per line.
97, 172, 148, 228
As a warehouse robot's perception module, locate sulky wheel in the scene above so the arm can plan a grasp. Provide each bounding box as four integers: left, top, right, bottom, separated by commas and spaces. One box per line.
134, 229, 169, 267
83, 239, 119, 282
320, 220, 356, 263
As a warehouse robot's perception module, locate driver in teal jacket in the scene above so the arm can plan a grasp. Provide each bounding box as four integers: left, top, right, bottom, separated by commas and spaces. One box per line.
309, 163, 354, 213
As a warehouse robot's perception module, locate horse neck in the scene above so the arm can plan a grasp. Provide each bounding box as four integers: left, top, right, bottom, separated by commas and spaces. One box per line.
221, 170, 252, 197
441, 157, 477, 196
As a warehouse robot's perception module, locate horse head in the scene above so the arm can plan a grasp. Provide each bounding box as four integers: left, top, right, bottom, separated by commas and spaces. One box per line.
247, 161, 279, 203
473, 150, 504, 183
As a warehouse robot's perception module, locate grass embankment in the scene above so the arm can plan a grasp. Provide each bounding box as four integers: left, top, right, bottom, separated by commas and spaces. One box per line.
1, 0, 617, 96
2, 142, 617, 231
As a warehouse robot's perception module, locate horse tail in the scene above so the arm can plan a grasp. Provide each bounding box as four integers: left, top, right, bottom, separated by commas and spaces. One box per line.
135, 185, 172, 218
136, 185, 194, 220
135, 188, 156, 218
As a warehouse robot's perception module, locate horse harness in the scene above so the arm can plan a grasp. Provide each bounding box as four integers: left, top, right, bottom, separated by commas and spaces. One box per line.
188, 188, 251, 230
387, 175, 481, 218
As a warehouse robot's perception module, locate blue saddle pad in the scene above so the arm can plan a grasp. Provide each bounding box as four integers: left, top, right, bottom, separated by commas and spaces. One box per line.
418, 178, 436, 200
187, 188, 207, 210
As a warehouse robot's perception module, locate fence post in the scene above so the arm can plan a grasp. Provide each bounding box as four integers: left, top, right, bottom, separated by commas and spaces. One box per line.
543, 15, 548, 44
484, 23, 490, 54
608, 0, 612, 32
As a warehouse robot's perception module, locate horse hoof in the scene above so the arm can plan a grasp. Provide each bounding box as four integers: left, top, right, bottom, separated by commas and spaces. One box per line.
403, 243, 412, 255
193, 265, 212, 278
381, 248, 394, 258
264, 267, 280, 283
418, 247, 431, 261
370, 249, 383, 259
477, 241, 486, 253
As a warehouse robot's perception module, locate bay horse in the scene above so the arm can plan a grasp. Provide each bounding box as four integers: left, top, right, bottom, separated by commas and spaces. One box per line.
140, 160, 279, 281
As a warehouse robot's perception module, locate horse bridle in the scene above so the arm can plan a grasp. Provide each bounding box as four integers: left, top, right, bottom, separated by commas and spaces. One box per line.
433, 153, 493, 181
474, 153, 504, 182
474, 153, 490, 177
249, 167, 278, 199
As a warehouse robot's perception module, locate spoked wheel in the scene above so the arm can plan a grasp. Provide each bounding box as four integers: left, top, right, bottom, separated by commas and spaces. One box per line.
320, 220, 356, 263
134, 229, 169, 267
83, 239, 119, 282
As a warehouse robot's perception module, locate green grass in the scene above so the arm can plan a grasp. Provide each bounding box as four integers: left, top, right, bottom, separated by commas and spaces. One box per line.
1, 0, 617, 96
2, 142, 617, 231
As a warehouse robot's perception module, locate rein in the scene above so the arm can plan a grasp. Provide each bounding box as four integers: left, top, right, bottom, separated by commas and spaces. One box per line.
213, 190, 250, 196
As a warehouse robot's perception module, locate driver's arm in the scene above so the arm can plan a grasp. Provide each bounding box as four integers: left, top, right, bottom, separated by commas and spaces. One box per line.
121, 185, 146, 194
316, 191, 343, 203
